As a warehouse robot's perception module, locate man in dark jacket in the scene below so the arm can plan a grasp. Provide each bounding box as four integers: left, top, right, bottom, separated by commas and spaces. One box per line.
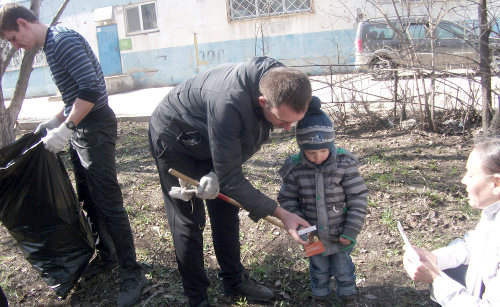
148, 56, 312, 307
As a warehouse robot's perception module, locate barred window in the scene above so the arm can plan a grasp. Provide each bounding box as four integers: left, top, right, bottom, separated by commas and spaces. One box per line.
1, 41, 47, 71
228, 0, 312, 21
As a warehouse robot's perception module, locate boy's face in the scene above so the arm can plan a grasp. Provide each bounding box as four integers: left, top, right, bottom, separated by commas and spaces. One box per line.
2, 18, 37, 51
304, 148, 330, 165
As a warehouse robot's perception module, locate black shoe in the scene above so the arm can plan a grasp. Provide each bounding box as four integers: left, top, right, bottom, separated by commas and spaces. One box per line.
314, 295, 331, 307
83, 256, 118, 279
116, 273, 147, 307
340, 294, 359, 307
225, 271, 274, 302
190, 299, 212, 307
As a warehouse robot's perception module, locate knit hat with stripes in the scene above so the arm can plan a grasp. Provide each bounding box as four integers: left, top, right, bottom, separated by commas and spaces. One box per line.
295, 96, 335, 152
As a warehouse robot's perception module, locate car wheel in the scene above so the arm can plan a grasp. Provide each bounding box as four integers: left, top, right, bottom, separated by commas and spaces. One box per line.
370, 57, 395, 80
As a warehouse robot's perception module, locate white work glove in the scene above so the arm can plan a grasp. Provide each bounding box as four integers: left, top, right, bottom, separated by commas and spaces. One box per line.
169, 172, 219, 201
42, 123, 73, 153
169, 179, 197, 201
196, 172, 219, 199
35, 116, 62, 134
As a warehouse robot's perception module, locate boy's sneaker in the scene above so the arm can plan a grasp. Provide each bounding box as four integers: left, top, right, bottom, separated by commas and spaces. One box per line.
314, 295, 331, 307
340, 294, 359, 307
117, 273, 147, 307
225, 271, 274, 301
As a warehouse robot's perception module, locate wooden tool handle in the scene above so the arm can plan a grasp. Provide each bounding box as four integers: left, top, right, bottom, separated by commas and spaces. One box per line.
168, 168, 285, 230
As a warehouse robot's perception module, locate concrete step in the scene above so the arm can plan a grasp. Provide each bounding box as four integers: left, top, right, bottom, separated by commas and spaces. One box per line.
105, 73, 136, 95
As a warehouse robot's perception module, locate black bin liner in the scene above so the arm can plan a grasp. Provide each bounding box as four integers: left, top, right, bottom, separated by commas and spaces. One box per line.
0, 132, 95, 298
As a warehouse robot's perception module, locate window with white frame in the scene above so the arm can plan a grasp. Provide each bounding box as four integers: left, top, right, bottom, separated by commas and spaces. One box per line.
228, 0, 312, 21
124, 1, 158, 35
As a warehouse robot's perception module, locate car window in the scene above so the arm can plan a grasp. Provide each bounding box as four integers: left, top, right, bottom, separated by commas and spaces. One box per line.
436, 22, 466, 39
364, 23, 395, 40
406, 24, 428, 39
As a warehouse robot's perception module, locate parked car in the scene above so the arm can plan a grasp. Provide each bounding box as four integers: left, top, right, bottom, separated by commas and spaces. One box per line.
354, 17, 500, 79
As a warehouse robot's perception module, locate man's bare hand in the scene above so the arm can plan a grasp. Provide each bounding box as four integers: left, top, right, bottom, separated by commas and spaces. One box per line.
273, 206, 310, 245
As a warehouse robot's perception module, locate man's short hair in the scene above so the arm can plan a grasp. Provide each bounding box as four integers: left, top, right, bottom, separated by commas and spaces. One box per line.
259, 67, 312, 113
0, 3, 38, 34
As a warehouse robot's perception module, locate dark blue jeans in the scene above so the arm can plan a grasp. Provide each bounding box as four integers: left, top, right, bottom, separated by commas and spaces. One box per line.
70, 105, 142, 280
148, 125, 244, 306
309, 249, 357, 298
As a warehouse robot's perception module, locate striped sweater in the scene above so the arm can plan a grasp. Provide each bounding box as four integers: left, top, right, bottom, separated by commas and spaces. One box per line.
278, 147, 368, 255
44, 26, 108, 116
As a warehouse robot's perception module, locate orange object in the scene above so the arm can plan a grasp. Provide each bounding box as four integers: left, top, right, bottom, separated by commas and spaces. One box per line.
304, 240, 326, 257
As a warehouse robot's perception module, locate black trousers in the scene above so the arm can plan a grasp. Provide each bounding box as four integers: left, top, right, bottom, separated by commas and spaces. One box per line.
443, 265, 467, 287
70, 105, 142, 280
148, 126, 244, 305
0, 285, 7, 307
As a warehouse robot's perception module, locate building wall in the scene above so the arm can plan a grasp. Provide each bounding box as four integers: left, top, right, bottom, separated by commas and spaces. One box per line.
2, 0, 490, 98
113, 0, 360, 88
2, 0, 362, 97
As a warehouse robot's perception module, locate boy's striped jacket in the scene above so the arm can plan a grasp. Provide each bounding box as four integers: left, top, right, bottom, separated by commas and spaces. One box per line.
278, 147, 368, 255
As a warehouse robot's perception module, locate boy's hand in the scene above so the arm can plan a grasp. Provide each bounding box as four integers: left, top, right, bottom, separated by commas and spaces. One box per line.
339, 237, 352, 245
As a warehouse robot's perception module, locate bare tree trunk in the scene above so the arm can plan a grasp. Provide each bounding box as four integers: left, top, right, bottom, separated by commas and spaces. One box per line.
421, 78, 433, 130
488, 95, 500, 135
430, 73, 437, 132
0, 0, 70, 147
413, 72, 425, 130
0, 91, 15, 145
428, 14, 437, 132
49, 0, 69, 27
1, 48, 16, 75
0, 0, 41, 147
478, 0, 493, 133
393, 71, 398, 121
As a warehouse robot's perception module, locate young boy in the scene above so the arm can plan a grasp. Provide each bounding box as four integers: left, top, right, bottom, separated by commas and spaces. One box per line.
278, 97, 368, 307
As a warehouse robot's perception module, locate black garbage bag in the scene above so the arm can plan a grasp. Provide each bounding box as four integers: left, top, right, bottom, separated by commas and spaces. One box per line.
0, 132, 95, 298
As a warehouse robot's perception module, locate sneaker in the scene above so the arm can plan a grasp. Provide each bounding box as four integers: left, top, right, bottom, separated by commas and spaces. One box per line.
227, 271, 274, 301
116, 273, 147, 307
340, 294, 359, 307
314, 295, 331, 307
83, 256, 118, 279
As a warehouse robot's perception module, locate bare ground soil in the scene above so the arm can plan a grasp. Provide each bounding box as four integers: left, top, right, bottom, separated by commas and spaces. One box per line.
0, 115, 480, 307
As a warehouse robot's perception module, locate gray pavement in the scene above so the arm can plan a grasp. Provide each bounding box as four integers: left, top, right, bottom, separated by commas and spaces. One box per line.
17, 85, 174, 129
16, 79, 335, 130
16, 72, 500, 130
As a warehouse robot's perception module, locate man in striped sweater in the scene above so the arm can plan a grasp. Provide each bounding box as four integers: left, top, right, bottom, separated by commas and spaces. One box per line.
0, 4, 146, 307
278, 96, 368, 307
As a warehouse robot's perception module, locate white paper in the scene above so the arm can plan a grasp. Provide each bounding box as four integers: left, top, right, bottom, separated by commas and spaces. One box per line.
298, 225, 317, 236
397, 221, 412, 247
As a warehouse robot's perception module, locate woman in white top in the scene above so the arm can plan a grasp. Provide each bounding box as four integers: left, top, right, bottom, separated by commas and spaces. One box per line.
403, 138, 500, 306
